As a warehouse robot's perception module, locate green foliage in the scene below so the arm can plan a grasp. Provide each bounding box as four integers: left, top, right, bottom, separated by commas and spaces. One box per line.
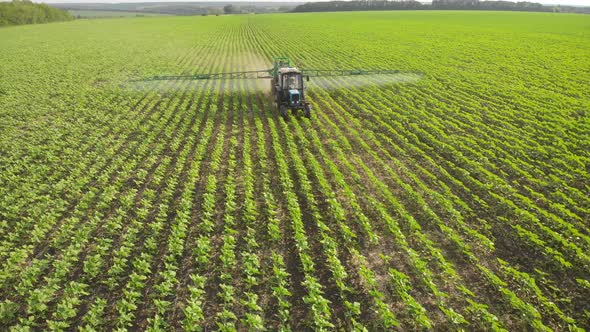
0, 0, 73, 26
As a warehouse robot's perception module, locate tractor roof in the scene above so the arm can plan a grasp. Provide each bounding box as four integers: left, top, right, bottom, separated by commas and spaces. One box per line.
278, 67, 301, 74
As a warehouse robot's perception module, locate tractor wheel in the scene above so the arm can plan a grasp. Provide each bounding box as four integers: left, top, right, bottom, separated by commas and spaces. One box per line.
280, 105, 288, 118
304, 104, 311, 118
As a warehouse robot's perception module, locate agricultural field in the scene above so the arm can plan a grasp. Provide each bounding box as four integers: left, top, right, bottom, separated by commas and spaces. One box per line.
1, 11, 589, 331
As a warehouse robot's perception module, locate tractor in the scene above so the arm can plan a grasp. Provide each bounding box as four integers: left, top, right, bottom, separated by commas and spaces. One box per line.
270, 57, 311, 118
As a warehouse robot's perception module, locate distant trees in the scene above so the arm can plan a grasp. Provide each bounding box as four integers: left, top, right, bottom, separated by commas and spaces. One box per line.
292, 0, 554, 13
293, 1, 424, 13
431, 0, 548, 11
432, 0, 478, 6
0, 0, 73, 26
223, 5, 235, 14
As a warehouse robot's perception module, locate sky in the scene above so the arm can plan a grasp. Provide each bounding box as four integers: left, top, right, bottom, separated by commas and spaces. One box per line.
31, 0, 590, 5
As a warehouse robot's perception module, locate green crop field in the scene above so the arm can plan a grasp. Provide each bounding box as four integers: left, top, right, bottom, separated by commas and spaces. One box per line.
1, 11, 589, 331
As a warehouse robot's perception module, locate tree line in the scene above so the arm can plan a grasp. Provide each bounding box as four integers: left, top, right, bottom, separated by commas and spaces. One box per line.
292, 0, 589, 13
293, 1, 424, 12
432, 0, 545, 11
0, 0, 73, 27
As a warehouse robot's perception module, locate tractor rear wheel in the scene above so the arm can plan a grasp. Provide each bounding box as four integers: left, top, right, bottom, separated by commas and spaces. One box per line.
304, 104, 311, 118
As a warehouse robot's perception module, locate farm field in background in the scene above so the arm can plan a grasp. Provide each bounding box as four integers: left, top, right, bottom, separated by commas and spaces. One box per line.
69, 10, 172, 18
0, 11, 589, 330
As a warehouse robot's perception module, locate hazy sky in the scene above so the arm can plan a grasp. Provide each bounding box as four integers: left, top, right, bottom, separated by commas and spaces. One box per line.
33, 0, 590, 5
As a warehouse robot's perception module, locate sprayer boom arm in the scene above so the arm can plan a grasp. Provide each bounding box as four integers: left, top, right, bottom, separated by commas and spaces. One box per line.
301, 69, 402, 77
149, 70, 273, 81
148, 68, 401, 81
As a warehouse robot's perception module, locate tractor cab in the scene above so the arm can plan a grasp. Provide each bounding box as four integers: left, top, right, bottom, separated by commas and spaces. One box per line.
273, 66, 311, 118
280, 69, 303, 104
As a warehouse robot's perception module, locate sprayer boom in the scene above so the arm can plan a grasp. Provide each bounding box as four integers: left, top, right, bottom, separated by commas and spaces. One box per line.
146, 56, 402, 81
144, 56, 408, 118
150, 70, 273, 81
148, 68, 403, 81
302, 69, 402, 77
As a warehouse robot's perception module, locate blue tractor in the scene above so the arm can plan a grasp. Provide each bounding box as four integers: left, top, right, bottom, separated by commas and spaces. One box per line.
270, 57, 311, 118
